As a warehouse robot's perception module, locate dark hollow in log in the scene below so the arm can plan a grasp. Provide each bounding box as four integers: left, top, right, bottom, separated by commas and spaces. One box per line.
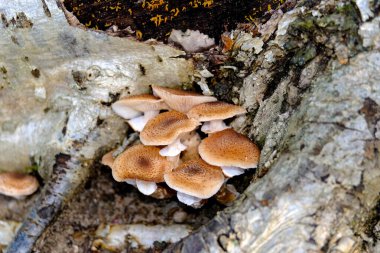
63, 0, 286, 40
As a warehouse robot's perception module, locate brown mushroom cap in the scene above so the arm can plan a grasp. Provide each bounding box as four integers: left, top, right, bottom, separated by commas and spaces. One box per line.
187, 101, 246, 121
198, 129, 260, 169
0, 172, 39, 198
140, 111, 199, 146
112, 145, 172, 182
164, 159, 224, 199
112, 94, 169, 119
152, 85, 217, 113
114, 94, 169, 112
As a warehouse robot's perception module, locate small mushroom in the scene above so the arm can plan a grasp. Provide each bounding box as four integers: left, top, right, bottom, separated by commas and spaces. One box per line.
198, 129, 260, 178
101, 150, 115, 168
187, 101, 246, 133
152, 85, 217, 113
164, 159, 224, 207
112, 145, 173, 195
0, 172, 39, 198
140, 111, 200, 157
111, 94, 169, 131
215, 184, 240, 206
180, 131, 201, 162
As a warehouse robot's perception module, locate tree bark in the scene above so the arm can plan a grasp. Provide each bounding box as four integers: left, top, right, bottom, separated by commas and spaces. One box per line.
0, 0, 379, 252
168, 50, 380, 252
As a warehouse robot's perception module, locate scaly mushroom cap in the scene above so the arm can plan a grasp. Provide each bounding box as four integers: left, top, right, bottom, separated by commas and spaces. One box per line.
164, 159, 224, 199
112, 94, 169, 119
112, 145, 172, 182
152, 85, 217, 113
0, 172, 39, 198
198, 129, 260, 169
140, 111, 199, 146
187, 101, 246, 121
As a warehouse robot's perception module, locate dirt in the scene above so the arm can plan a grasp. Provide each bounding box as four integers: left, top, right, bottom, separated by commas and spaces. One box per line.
29, 164, 226, 253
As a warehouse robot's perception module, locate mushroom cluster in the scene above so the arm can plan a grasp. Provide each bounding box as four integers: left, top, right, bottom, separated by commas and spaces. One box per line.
103, 86, 260, 207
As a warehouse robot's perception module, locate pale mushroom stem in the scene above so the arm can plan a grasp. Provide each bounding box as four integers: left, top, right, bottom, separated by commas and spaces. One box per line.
167, 155, 181, 168
127, 110, 160, 132
136, 180, 157, 195
221, 166, 245, 178
201, 120, 230, 134
159, 138, 187, 157
125, 179, 136, 186
177, 192, 202, 206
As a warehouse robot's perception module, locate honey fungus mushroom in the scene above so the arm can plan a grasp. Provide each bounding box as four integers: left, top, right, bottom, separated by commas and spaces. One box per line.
111, 94, 169, 131
112, 144, 173, 195
0, 172, 39, 198
187, 101, 246, 133
152, 85, 217, 113
101, 150, 115, 168
140, 111, 200, 157
164, 159, 224, 207
180, 131, 202, 162
198, 129, 260, 177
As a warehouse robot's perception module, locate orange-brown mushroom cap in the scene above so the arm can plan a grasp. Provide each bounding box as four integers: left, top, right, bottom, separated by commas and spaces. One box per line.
152, 86, 217, 113
112, 94, 169, 119
114, 94, 169, 111
140, 111, 200, 146
164, 159, 224, 199
112, 145, 172, 182
198, 129, 260, 169
187, 101, 246, 121
0, 172, 39, 198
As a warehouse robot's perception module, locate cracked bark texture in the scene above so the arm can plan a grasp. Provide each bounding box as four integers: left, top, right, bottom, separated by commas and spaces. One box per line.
1, 0, 380, 252
168, 51, 380, 253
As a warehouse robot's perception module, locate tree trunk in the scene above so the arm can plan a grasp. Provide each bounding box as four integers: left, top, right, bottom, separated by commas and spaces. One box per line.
1, 0, 379, 252
168, 50, 380, 252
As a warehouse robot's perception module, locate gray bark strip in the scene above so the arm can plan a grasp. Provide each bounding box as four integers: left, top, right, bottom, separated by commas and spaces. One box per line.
1, 0, 380, 252
167, 52, 380, 252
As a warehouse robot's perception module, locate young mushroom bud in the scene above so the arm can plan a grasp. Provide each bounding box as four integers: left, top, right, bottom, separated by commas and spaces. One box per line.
215, 184, 240, 206
0, 172, 39, 198
111, 94, 169, 131
180, 131, 202, 162
198, 129, 260, 178
101, 150, 116, 168
164, 159, 224, 208
152, 85, 217, 113
140, 111, 200, 157
187, 101, 246, 134
112, 145, 173, 195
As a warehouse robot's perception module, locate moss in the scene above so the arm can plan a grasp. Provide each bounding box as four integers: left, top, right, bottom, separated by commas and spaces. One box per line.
291, 45, 317, 66
25, 165, 39, 173
291, 17, 316, 31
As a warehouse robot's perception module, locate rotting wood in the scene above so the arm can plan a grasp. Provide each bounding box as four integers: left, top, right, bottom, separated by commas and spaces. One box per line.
0, 0, 379, 252
63, 0, 289, 40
